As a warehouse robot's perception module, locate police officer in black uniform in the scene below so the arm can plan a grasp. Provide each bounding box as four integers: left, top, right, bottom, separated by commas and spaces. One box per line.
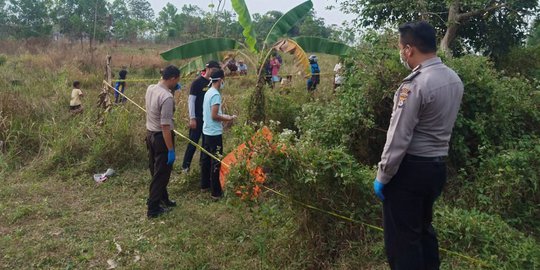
374, 21, 464, 269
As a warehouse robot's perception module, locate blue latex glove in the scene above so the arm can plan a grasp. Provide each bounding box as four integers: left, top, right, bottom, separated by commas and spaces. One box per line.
373, 179, 385, 201
167, 149, 176, 165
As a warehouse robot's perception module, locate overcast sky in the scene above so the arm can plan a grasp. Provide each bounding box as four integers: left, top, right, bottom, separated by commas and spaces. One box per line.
146, 0, 356, 26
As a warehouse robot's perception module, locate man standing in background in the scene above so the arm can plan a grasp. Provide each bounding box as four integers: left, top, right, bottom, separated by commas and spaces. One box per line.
373, 21, 464, 269
114, 68, 128, 103
181, 61, 221, 175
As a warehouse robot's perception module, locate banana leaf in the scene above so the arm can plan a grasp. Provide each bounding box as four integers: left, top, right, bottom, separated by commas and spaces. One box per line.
202, 52, 224, 65
231, 0, 258, 53
264, 0, 313, 46
180, 52, 224, 76
273, 38, 311, 75
179, 57, 204, 76
160, 38, 238, 61
293, 36, 351, 56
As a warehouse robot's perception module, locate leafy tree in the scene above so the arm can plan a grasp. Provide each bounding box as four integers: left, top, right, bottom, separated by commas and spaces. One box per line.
296, 11, 331, 38
0, 0, 8, 37
213, 10, 243, 40
339, 0, 539, 58
127, 0, 154, 40
7, 0, 53, 38
110, 0, 133, 42
179, 5, 207, 40
528, 17, 540, 46
252, 11, 282, 46
156, 3, 181, 41
53, 0, 108, 46
328, 24, 356, 45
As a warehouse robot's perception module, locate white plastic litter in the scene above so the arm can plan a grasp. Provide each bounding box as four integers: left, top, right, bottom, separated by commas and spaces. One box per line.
93, 168, 115, 183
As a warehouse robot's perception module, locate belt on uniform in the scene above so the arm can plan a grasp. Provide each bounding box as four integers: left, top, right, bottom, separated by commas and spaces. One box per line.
404, 154, 446, 162
147, 130, 162, 136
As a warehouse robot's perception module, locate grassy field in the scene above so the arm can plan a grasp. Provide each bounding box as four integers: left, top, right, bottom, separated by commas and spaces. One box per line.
1, 42, 384, 269
4, 41, 533, 270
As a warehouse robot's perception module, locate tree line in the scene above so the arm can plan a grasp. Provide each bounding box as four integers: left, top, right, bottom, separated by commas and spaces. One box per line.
0, 0, 350, 46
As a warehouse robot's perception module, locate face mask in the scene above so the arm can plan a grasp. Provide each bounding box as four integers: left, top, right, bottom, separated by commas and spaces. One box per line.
219, 80, 225, 90
399, 48, 412, 70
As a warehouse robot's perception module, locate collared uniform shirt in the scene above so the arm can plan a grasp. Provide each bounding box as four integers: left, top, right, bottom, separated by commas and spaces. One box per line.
145, 82, 174, 132
377, 57, 464, 184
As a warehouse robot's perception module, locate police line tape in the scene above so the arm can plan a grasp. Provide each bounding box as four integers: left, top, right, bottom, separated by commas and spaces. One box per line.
113, 72, 336, 83
102, 80, 494, 269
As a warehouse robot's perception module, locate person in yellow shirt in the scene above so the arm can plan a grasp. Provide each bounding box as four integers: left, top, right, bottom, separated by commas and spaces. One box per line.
70, 81, 84, 114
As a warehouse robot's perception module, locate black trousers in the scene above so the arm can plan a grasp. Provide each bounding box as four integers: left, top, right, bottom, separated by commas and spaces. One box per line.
146, 131, 174, 209
383, 154, 446, 270
181, 117, 203, 169
200, 134, 223, 197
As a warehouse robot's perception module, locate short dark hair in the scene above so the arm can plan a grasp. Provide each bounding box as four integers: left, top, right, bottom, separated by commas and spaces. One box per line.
398, 21, 437, 53
205, 60, 221, 69
209, 68, 225, 81
161, 65, 180, 80
119, 69, 128, 79
73, 81, 80, 88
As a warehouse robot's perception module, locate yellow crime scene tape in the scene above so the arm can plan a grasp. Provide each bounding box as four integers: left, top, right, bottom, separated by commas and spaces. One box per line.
114, 72, 336, 83
102, 80, 494, 269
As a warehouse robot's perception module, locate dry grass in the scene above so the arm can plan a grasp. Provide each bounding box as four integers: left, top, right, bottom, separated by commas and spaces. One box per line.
0, 42, 390, 270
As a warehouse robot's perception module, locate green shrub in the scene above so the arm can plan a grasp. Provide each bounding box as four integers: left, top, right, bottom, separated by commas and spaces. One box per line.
435, 206, 540, 269
296, 35, 406, 164
446, 136, 540, 233
85, 107, 147, 171
0, 54, 7, 66
226, 126, 382, 268
497, 45, 540, 80
264, 91, 302, 131
447, 56, 540, 168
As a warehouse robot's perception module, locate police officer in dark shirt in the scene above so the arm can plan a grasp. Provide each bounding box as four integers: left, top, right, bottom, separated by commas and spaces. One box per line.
181, 61, 221, 177
373, 21, 464, 269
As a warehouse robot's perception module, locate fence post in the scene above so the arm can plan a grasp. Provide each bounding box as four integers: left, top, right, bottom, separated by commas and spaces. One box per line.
97, 55, 112, 111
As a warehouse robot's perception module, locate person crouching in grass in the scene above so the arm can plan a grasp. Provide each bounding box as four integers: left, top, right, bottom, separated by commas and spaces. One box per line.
70, 81, 84, 114
201, 69, 237, 200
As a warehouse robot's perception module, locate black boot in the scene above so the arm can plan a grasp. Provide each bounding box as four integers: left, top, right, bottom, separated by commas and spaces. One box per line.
147, 201, 167, 218
161, 199, 177, 208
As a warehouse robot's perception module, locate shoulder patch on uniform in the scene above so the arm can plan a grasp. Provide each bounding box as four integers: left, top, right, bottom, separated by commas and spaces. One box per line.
397, 87, 411, 108
402, 70, 421, 82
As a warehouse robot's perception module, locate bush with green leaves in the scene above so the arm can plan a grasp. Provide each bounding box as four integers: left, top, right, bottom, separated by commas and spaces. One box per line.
264, 93, 305, 132
265, 31, 540, 267
435, 206, 540, 269
497, 45, 540, 80
446, 136, 540, 233
0, 54, 7, 66
226, 125, 383, 268
446, 55, 540, 169
296, 32, 407, 164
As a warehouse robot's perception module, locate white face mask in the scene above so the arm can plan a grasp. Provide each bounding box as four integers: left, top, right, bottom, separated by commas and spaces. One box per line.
399, 48, 412, 70
219, 80, 225, 90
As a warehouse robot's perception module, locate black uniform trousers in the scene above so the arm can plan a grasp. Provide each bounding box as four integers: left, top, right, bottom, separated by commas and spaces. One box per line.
146, 131, 174, 210
200, 134, 223, 197
181, 117, 203, 170
383, 154, 446, 270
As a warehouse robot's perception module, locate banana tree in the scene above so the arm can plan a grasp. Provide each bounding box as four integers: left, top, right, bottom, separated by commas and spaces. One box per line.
160, 0, 350, 122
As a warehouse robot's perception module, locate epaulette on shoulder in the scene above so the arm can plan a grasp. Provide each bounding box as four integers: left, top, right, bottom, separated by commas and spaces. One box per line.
402, 70, 421, 82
